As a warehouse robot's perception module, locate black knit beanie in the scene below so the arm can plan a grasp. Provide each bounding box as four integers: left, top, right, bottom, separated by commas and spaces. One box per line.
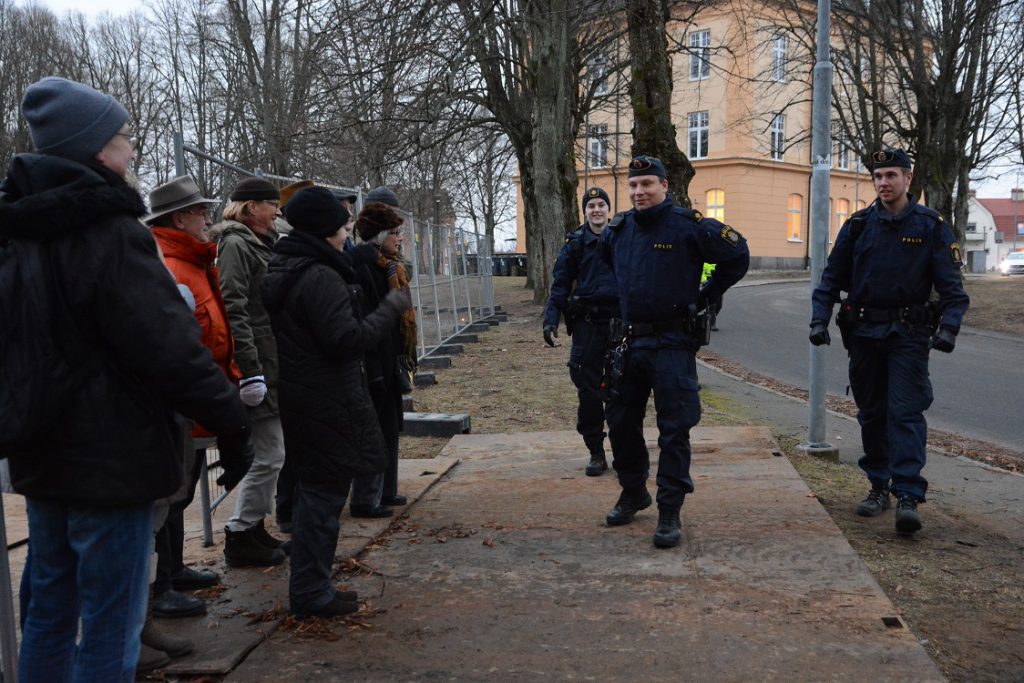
229, 177, 280, 202
283, 187, 351, 238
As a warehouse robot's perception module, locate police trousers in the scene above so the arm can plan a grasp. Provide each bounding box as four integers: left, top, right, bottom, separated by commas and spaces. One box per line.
606, 347, 702, 509
568, 318, 612, 454
848, 333, 933, 501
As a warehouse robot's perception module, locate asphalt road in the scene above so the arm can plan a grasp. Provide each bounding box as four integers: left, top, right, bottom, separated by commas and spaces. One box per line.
708, 280, 1023, 451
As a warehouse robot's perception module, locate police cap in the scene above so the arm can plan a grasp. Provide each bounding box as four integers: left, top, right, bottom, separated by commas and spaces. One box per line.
871, 147, 912, 171
627, 155, 667, 179
582, 187, 610, 211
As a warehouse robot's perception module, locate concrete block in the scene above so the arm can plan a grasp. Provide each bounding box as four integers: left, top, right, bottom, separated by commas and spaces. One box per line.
403, 412, 471, 437
435, 344, 464, 355
419, 355, 452, 369
451, 334, 479, 344
402, 395, 415, 411
414, 372, 436, 387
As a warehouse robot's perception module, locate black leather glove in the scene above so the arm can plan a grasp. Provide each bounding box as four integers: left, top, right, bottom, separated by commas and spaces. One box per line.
930, 325, 957, 353
216, 423, 255, 491
809, 320, 831, 346
543, 324, 558, 347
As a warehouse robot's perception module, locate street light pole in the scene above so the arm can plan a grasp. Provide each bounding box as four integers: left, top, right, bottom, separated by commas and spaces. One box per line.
800, 0, 839, 460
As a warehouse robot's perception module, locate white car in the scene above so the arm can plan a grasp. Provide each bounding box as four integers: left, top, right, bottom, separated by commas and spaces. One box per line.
1000, 252, 1024, 276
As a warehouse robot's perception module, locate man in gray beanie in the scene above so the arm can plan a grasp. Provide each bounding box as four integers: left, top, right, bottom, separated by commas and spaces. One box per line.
0, 77, 252, 679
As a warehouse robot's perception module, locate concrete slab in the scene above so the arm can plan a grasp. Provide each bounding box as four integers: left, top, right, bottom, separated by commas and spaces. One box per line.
450, 333, 480, 344
413, 371, 436, 387
434, 343, 464, 355
419, 355, 452, 369
402, 412, 472, 437
230, 427, 941, 681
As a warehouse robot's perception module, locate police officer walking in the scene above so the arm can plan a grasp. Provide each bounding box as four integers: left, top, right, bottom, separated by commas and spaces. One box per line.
810, 148, 969, 535
543, 187, 620, 476
601, 156, 749, 548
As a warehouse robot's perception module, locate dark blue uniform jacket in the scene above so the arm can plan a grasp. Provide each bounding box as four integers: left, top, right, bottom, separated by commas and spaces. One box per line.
811, 197, 969, 338
602, 198, 750, 349
543, 223, 619, 328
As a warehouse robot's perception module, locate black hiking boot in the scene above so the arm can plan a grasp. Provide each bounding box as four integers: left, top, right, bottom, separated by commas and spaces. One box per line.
585, 453, 608, 477
606, 488, 653, 526
855, 483, 891, 517
252, 518, 288, 552
653, 506, 682, 548
895, 496, 922, 534
224, 526, 287, 568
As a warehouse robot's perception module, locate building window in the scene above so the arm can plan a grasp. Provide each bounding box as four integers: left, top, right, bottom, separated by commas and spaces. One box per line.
856, 199, 866, 211
836, 131, 850, 170
588, 124, 608, 168
836, 198, 850, 230
706, 189, 725, 221
589, 55, 609, 96
689, 30, 711, 80
966, 222, 977, 233
788, 194, 802, 241
688, 111, 709, 159
771, 33, 787, 82
770, 113, 785, 161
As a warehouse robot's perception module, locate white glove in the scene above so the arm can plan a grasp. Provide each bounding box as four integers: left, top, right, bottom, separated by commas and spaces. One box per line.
239, 375, 267, 407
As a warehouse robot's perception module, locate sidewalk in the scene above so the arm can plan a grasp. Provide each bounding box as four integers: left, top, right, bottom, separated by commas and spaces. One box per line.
223, 427, 940, 681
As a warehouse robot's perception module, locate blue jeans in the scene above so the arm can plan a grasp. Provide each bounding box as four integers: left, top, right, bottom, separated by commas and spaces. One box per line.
19, 497, 153, 683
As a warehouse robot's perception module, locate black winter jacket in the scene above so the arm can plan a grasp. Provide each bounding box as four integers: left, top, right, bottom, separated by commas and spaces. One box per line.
262, 231, 402, 488
349, 243, 404, 427
0, 154, 246, 506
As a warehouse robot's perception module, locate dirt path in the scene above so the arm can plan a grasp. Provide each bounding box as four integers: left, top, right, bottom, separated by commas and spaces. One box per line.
409, 276, 1024, 682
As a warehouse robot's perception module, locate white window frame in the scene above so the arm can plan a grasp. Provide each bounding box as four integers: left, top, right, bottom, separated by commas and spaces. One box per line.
589, 55, 609, 96
588, 124, 608, 168
836, 131, 850, 170
706, 189, 725, 221
689, 30, 711, 80
836, 198, 850, 231
770, 113, 785, 161
771, 33, 787, 82
688, 111, 709, 159
787, 193, 802, 242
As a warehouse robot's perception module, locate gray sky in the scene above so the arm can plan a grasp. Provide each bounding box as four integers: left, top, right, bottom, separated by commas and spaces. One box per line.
31, 0, 143, 18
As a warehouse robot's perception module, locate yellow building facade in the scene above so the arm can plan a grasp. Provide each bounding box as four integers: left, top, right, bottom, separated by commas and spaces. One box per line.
514, 2, 876, 268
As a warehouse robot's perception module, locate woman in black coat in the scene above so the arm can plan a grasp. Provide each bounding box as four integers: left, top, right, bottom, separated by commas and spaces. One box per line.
261, 187, 410, 618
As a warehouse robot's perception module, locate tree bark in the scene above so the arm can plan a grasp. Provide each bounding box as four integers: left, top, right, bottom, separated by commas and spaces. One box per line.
626, 0, 694, 206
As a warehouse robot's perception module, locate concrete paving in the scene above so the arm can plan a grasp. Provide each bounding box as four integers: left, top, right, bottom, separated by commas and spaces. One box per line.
229, 427, 942, 682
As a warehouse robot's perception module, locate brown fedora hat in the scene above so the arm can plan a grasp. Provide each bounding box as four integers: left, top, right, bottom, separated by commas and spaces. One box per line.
144, 175, 217, 224
279, 179, 315, 208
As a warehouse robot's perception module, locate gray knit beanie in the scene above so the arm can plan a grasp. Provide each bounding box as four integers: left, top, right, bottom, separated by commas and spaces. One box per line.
21, 77, 129, 163
365, 186, 401, 208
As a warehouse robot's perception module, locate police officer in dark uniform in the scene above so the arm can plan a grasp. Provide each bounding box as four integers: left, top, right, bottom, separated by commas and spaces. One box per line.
810, 148, 969, 535
543, 187, 620, 476
601, 156, 750, 548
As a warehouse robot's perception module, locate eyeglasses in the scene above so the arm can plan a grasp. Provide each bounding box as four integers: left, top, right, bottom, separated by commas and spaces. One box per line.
115, 132, 139, 149
183, 207, 211, 219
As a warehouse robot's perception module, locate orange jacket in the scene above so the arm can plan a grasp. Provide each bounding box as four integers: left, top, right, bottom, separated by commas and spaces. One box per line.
151, 226, 242, 437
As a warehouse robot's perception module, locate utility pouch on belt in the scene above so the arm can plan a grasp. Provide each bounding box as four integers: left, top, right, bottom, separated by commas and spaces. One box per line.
836, 300, 855, 350
563, 299, 580, 337
601, 318, 628, 401
688, 303, 712, 347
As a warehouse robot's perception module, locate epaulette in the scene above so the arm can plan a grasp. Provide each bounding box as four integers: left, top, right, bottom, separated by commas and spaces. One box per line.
607, 211, 631, 230
564, 227, 583, 244
912, 203, 943, 221
671, 205, 704, 222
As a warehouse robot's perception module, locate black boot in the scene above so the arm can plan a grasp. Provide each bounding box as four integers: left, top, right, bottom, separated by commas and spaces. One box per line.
585, 452, 608, 477
653, 506, 682, 548
606, 488, 652, 526
856, 482, 891, 517
895, 496, 922, 534
224, 526, 287, 568
252, 518, 290, 555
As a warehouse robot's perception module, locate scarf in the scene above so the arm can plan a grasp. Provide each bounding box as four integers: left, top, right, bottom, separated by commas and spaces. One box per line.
376, 244, 418, 366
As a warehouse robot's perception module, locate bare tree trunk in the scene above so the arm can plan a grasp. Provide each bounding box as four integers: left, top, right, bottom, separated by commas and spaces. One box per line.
626, 0, 694, 206
527, 0, 580, 302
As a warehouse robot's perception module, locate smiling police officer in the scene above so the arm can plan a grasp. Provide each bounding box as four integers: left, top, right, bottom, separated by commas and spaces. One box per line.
543, 187, 620, 476
810, 148, 969, 535
601, 156, 749, 548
